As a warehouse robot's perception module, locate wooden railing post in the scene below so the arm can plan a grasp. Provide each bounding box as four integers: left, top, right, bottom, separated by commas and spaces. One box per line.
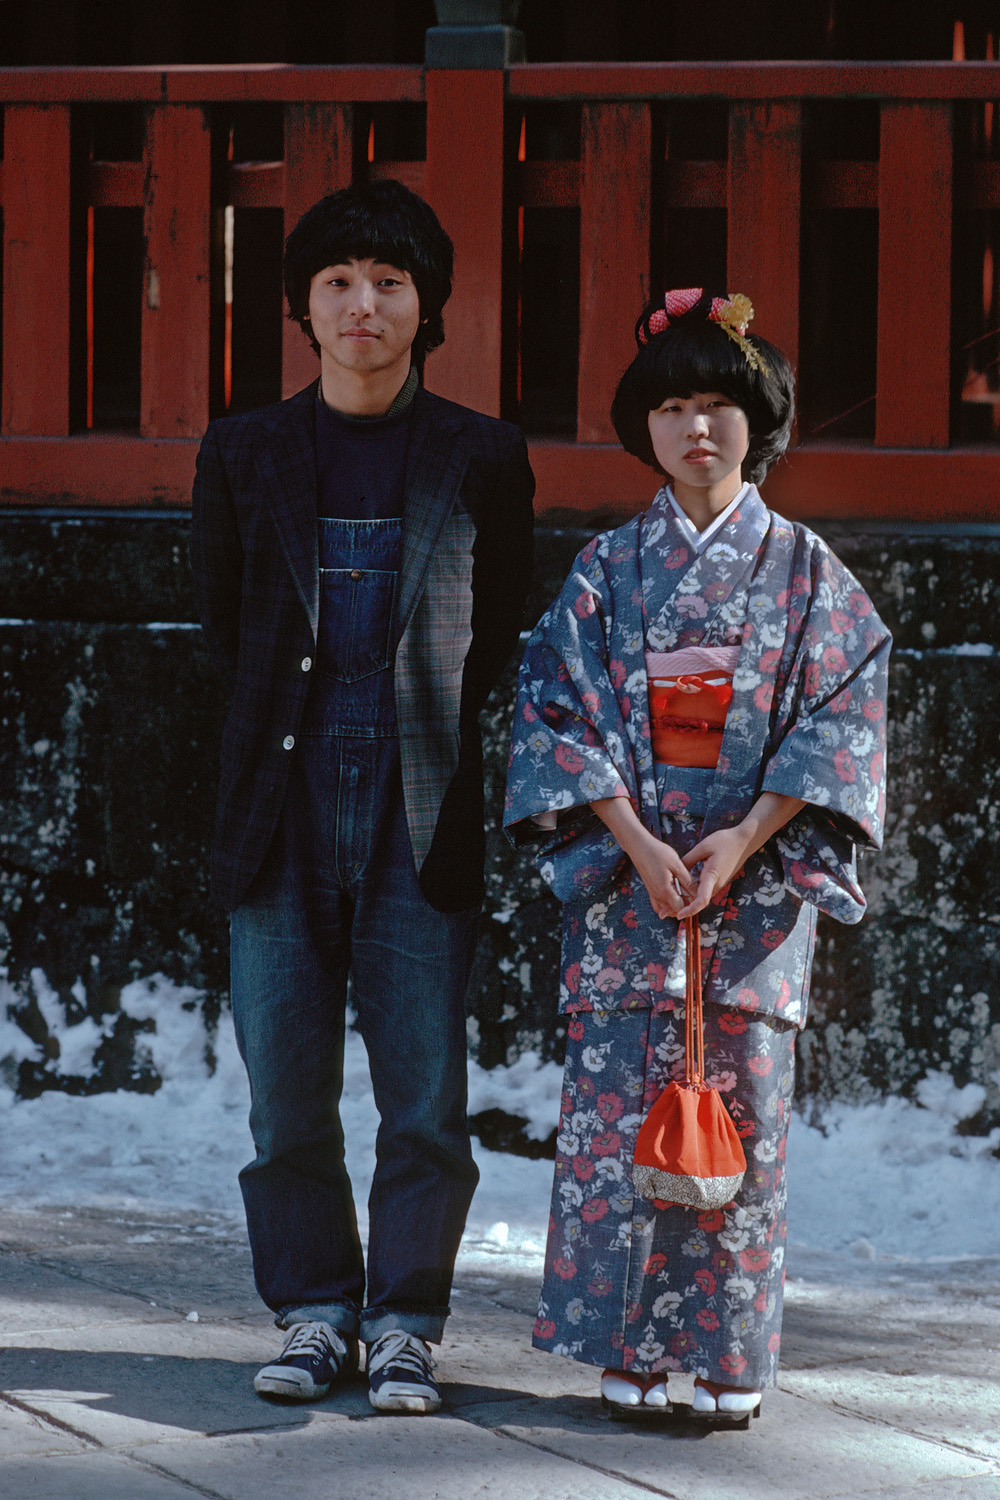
727, 101, 802, 378
423, 69, 506, 416
140, 104, 211, 439
876, 102, 953, 448
2, 105, 72, 436
282, 103, 354, 399
578, 102, 651, 443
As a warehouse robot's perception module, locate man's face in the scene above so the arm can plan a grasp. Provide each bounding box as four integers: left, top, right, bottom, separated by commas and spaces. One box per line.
307, 258, 422, 382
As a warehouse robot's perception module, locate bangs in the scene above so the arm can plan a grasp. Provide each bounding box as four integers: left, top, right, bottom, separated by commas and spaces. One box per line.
635, 322, 762, 412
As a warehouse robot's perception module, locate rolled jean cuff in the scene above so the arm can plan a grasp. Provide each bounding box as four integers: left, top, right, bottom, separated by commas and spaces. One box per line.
361, 1305, 450, 1346
276, 1303, 360, 1337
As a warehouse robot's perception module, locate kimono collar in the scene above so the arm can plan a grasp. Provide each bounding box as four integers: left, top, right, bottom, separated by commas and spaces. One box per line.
660, 483, 750, 554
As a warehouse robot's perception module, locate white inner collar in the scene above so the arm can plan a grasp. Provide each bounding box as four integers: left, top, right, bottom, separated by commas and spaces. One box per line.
664, 483, 749, 553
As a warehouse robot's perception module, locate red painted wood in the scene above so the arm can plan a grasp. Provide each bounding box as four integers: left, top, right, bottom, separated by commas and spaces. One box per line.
282, 103, 353, 399
423, 70, 506, 417
0, 65, 424, 103
140, 105, 212, 438
0, 435, 198, 506
513, 160, 581, 207
526, 440, 1000, 522
508, 61, 1000, 102
4, 61, 1000, 106
578, 103, 651, 443
88, 160, 145, 207
727, 101, 802, 378
228, 160, 285, 208
876, 103, 952, 448
1, 106, 72, 436
815, 160, 878, 210
368, 161, 426, 196
665, 160, 726, 208
1, 435, 999, 520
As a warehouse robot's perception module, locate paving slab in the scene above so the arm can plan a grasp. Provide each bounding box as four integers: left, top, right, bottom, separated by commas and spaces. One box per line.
0, 1449, 212, 1498
469, 1389, 997, 1500
127, 1414, 662, 1500
2, 1206, 1000, 1500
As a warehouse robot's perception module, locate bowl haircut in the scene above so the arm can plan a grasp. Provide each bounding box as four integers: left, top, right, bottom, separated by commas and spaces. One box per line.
283, 178, 454, 370
611, 304, 796, 486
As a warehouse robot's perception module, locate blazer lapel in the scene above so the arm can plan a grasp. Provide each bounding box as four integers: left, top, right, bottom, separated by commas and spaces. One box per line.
397, 388, 470, 634
254, 383, 320, 641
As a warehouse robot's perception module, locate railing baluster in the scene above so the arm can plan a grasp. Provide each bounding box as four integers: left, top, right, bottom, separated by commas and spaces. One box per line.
282, 103, 353, 399
876, 101, 953, 449
578, 102, 651, 443
2, 105, 72, 436
140, 104, 211, 439
727, 101, 802, 381
423, 70, 505, 417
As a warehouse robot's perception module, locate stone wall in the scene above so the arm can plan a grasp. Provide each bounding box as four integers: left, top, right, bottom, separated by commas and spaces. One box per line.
1, 510, 998, 1124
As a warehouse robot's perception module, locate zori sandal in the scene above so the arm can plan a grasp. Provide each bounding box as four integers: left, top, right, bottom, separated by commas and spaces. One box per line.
601, 1368, 671, 1418
691, 1376, 762, 1428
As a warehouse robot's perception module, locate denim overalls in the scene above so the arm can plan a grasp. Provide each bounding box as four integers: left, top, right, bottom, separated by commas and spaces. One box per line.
229, 452, 480, 1348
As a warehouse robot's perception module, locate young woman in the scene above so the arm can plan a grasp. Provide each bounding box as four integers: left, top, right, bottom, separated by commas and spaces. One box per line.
504, 289, 890, 1422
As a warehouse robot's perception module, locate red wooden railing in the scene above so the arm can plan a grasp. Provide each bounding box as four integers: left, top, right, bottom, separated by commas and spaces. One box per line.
2, 61, 1000, 519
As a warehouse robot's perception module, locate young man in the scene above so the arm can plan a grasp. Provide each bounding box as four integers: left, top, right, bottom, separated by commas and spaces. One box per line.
191, 180, 534, 1413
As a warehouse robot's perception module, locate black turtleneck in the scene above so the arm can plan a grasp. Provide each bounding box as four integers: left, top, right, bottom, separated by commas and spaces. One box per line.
314, 367, 417, 521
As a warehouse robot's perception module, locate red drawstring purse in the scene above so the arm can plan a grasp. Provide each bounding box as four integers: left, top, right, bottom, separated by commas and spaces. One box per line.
633, 916, 747, 1210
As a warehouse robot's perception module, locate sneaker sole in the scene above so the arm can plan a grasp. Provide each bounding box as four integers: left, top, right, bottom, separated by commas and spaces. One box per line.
368, 1387, 442, 1414
254, 1371, 332, 1401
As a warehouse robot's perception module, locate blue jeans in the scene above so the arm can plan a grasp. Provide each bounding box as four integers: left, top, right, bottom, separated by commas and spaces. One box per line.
229, 735, 480, 1344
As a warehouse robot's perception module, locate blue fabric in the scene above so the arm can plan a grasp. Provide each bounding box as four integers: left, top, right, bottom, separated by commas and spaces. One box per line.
301, 516, 402, 737
315, 395, 409, 521
230, 733, 480, 1344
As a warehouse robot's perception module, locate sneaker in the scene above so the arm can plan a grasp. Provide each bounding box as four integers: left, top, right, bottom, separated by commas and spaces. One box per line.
366, 1330, 442, 1414
253, 1320, 359, 1401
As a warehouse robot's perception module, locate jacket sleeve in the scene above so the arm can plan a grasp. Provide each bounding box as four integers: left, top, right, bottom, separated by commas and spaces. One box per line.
190, 422, 243, 694
461, 426, 536, 719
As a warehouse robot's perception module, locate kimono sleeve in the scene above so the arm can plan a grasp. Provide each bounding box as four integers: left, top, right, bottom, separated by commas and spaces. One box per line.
504, 537, 636, 848
760, 539, 891, 923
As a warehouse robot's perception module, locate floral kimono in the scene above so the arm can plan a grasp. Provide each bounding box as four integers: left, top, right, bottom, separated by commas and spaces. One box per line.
504, 484, 890, 1386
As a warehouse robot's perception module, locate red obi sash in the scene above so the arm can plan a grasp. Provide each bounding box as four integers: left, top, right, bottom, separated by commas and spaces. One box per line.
648, 673, 733, 769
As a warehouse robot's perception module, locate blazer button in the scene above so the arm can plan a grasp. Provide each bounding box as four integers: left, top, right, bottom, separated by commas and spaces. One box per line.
350, 568, 363, 581
301, 656, 312, 672
282, 734, 295, 750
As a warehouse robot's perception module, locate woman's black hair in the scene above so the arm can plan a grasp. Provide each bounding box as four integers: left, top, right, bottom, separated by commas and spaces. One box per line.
283, 178, 454, 369
610, 296, 795, 485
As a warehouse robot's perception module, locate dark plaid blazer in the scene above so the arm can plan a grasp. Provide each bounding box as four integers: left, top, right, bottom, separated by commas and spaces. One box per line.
191, 380, 535, 913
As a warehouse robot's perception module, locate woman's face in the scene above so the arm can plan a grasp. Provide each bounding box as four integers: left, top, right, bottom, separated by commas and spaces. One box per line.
647, 392, 750, 497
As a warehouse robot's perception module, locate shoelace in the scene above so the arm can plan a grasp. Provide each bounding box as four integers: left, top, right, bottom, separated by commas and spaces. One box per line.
367, 1330, 436, 1377
282, 1322, 347, 1361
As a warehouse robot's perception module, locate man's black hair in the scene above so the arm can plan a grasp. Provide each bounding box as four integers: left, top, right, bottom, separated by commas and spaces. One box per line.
283, 178, 454, 369
611, 299, 795, 485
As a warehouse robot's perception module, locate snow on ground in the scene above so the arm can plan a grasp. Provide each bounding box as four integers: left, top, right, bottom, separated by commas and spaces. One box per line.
1, 971, 999, 1269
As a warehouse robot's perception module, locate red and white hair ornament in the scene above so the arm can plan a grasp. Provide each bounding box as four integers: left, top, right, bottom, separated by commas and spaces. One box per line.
638, 287, 769, 374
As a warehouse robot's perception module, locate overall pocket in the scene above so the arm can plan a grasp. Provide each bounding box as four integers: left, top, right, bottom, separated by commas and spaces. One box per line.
316, 567, 397, 683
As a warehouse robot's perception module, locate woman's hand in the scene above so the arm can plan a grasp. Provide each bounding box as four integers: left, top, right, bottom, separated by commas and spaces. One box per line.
631, 836, 698, 920
678, 791, 807, 918
590, 795, 696, 920
676, 826, 754, 917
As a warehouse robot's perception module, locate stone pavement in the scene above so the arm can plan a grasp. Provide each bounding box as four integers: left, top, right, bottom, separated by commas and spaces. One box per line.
1, 1203, 999, 1500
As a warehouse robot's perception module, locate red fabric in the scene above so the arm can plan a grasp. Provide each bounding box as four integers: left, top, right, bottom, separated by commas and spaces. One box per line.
633, 916, 747, 1201
648, 674, 733, 769
634, 1080, 746, 1179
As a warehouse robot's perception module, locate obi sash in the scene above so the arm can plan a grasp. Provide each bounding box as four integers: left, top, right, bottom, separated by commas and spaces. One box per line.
646, 644, 740, 769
